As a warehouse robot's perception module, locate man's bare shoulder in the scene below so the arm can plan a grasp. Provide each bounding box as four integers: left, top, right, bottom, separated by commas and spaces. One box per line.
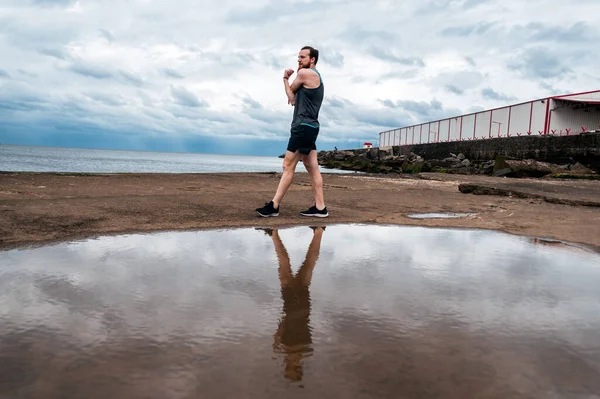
297, 68, 320, 87
297, 68, 318, 76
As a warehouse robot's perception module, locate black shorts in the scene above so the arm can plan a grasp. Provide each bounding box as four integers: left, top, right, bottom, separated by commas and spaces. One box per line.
287, 124, 319, 155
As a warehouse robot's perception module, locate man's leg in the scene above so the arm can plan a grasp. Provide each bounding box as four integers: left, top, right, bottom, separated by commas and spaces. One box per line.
296, 226, 324, 286
272, 150, 301, 208
301, 150, 325, 210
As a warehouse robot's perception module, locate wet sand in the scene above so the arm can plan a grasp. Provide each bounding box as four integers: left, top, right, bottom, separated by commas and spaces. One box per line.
0, 171, 599, 251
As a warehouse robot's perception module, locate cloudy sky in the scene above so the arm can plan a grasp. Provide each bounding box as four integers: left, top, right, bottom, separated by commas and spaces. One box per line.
0, 0, 598, 156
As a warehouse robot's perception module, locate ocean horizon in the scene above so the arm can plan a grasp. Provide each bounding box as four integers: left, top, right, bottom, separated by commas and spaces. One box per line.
0, 144, 352, 174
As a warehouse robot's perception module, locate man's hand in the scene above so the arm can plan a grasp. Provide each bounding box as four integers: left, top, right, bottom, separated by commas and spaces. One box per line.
283, 68, 297, 106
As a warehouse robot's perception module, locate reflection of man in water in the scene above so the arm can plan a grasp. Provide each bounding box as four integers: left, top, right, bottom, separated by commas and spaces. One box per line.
260, 226, 324, 382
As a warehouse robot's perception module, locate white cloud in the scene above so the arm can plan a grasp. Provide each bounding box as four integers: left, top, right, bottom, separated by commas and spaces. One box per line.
0, 0, 598, 153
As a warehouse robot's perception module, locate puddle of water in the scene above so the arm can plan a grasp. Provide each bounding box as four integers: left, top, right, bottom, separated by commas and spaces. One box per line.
1, 224, 600, 398
407, 212, 478, 219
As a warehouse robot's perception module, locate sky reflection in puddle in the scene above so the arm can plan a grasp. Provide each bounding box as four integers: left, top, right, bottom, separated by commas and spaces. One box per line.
1, 224, 600, 398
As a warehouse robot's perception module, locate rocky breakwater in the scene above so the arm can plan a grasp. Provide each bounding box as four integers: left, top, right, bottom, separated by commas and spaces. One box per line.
317, 148, 489, 175
317, 148, 598, 178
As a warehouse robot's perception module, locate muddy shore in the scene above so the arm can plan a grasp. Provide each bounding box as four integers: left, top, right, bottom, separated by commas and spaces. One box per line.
1, 171, 599, 251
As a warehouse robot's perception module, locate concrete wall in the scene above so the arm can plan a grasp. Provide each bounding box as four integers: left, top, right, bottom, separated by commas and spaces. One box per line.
390, 132, 600, 169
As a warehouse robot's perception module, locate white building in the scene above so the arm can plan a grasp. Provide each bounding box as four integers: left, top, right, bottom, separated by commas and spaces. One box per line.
378, 90, 600, 147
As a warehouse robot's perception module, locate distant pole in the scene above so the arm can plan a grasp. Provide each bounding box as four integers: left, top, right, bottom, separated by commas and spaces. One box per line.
492, 121, 503, 137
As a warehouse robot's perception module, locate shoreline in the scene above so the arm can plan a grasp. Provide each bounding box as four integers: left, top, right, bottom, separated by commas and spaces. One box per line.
1, 171, 599, 252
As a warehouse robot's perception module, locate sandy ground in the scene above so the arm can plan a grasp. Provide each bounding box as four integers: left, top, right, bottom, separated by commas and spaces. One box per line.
1, 171, 599, 251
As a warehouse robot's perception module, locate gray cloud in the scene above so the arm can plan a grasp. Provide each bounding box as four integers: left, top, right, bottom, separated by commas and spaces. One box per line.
241, 96, 262, 110
368, 47, 425, 67
376, 98, 462, 125
377, 69, 421, 82
441, 22, 496, 36
507, 47, 571, 79
0, 100, 47, 112
244, 107, 289, 126
325, 97, 350, 109
316, 96, 408, 130
85, 92, 126, 107
99, 29, 114, 43
32, 0, 75, 6
481, 88, 516, 102
171, 86, 209, 108
0, 90, 48, 112
118, 70, 144, 87
320, 95, 462, 132
464, 56, 476, 66
416, 0, 493, 15
466, 105, 486, 113
538, 81, 565, 95
381, 98, 443, 114
445, 85, 464, 95
38, 47, 70, 60
225, 1, 340, 25
432, 71, 485, 91
515, 22, 597, 43
265, 56, 285, 70
0, 69, 10, 78
320, 49, 344, 68
17, 69, 38, 77
163, 68, 185, 79
69, 62, 113, 79
442, 21, 598, 47
60, 98, 91, 116
355, 112, 406, 129
339, 27, 396, 45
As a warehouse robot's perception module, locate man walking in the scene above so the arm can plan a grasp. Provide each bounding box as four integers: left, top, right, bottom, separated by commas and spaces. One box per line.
256, 46, 328, 218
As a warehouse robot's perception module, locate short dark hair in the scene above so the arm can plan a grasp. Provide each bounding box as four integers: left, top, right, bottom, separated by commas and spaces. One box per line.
301, 46, 319, 65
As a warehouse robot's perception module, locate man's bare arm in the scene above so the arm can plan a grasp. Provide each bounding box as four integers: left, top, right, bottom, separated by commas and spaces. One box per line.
283, 68, 308, 105
289, 69, 309, 92
283, 77, 296, 104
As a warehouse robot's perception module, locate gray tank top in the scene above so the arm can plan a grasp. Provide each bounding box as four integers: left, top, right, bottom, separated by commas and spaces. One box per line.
291, 68, 324, 130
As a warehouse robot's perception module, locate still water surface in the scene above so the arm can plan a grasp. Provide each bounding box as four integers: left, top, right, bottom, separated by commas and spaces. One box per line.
1, 225, 600, 398
0, 145, 351, 174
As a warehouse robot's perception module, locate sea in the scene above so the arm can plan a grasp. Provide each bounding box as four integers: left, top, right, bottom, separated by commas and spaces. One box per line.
0, 145, 351, 174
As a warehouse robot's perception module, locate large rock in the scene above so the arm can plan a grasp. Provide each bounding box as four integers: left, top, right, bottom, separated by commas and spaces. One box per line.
570, 162, 594, 174
492, 156, 552, 178
333, 151, 354, 161
378, 149, 393, 160
505, 159, 553, 177
366, 148, 379, 160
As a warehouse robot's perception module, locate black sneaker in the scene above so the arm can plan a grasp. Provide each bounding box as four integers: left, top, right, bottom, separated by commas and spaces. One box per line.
256, 201, 279, 217
300, 205, 328, 218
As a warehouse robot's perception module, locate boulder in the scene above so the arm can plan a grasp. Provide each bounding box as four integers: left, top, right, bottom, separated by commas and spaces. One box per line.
443, 157, 460, 163
493, 168, 512, 177
482, 160, 495, 175
378, 149, 393, 160
504, 159, 553, 178
333, 151, 354, 161
366, 148, 379, 160
571, 162, 594, 174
